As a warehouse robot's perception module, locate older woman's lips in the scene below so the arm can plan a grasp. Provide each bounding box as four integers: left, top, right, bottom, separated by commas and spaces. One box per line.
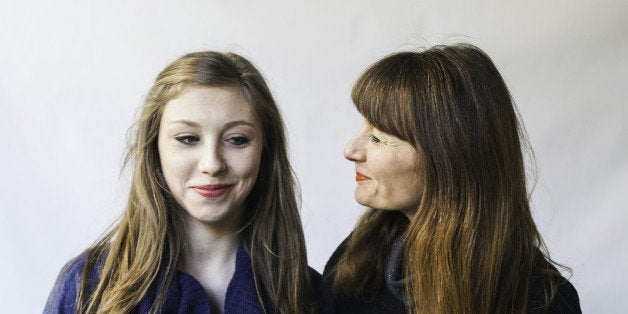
356, 172, 370, 182
193, 184, 233, 199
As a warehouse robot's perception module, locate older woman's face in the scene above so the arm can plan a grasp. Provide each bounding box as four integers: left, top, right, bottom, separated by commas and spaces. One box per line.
157, 86, 263, 229
343, 119, 422, 218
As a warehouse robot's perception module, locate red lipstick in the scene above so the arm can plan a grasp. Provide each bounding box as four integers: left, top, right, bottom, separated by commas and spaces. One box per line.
355, 172, 370, 182
193, 184, 233, 199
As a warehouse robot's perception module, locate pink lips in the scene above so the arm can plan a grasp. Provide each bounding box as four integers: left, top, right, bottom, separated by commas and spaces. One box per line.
192, 184, 233, 199
356, 172, 370, 182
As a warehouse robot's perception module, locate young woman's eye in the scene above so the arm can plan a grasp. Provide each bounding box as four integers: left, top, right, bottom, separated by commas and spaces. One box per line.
175, 135, 199, 145
226, 136, 250, 147
369, 134, 382, 144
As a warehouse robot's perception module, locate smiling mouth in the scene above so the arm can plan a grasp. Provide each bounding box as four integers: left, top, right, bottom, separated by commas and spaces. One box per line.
355, 172, 370, 182
192, 185, 233, 199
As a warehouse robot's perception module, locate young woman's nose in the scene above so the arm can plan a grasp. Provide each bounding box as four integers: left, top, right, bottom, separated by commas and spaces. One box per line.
198, 144, 226, 176
343, 132, 366, 162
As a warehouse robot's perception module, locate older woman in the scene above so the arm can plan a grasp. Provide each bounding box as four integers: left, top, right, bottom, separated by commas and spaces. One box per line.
324, 44, 581, 313
45, 52, 332, 313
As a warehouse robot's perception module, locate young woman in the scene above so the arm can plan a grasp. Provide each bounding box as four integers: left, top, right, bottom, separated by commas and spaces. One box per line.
46, 51, 332, 313
324, 44, 581, 313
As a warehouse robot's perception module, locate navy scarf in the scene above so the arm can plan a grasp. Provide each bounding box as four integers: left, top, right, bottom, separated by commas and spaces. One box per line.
45, 243, 273, 314
136, 243, 272, 313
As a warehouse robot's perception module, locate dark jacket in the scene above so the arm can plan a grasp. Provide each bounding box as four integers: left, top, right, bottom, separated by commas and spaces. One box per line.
45, 243, 334, 313
324, 236, 581, 314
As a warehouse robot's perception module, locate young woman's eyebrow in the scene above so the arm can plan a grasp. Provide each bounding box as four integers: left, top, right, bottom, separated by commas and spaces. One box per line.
224, 120, 255, 129
167, 120, 254, 128
168, 120, 199, 127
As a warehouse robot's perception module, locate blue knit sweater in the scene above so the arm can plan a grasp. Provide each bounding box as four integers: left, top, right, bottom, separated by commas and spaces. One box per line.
45, 243, 334, 313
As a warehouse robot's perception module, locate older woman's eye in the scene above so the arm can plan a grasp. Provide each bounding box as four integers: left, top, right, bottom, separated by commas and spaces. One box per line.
369, 134, 382, 144
226, 136, 250, 147
175, 135, 200, 145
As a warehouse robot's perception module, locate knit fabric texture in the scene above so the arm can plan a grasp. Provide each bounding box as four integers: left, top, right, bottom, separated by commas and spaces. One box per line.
384, 233, 407, 304
44, 243, 272, 313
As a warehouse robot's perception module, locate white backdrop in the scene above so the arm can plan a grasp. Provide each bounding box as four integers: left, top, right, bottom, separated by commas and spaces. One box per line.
1, 0, 626, 312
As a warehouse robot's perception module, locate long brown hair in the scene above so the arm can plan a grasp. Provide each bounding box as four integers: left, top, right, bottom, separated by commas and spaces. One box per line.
71, 51, 316, 313
329, 44, 565, 313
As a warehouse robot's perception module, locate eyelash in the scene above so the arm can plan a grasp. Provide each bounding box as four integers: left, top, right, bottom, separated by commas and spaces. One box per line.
369, 134, 382, 144
175, 135, 199, 145
226, 136, 250, 147
174, 135, 250, 147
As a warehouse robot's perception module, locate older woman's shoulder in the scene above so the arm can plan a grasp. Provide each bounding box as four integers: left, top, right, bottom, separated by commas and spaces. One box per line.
528, 258, 582, 314
323, 235, 351, 277
309, 266, 336, 313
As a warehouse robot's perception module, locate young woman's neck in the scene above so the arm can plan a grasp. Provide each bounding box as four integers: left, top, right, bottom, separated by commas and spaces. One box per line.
181, 216, 242, 267
179, 216, 243, 314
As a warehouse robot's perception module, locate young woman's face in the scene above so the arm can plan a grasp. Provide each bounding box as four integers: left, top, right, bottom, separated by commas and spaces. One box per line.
343, 119, 422, 218
157, 86, 263, 229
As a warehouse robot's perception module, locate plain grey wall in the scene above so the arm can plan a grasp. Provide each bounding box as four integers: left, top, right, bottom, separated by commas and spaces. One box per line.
1, 0, 626, 312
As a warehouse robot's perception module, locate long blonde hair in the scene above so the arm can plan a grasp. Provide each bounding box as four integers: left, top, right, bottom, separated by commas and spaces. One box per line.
329, 44, 565, 313
73, 51, 316, 313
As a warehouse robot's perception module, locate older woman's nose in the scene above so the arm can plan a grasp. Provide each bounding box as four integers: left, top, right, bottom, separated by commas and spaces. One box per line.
344, 133, 365, 162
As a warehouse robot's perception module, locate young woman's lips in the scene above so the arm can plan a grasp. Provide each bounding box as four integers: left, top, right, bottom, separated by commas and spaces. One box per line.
192, 184, 233, 199
356, 172, 370, 182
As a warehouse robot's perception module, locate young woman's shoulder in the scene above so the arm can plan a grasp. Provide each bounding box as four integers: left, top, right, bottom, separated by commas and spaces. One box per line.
44, 253, 87, 313
44, 252, 102, 313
